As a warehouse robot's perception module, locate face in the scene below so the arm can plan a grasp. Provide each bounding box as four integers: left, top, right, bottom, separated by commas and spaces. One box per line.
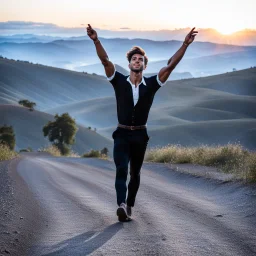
128, 54, 147, 73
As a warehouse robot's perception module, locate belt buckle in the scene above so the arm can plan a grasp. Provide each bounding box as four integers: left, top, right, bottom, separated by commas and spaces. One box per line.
130, 126, 135, 130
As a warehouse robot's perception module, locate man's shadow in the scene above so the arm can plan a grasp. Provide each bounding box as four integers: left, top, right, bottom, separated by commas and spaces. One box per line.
40, 221, 126, 256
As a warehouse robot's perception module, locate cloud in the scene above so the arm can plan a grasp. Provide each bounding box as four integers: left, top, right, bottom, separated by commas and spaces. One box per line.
0, 21, 58, 30
119, 27, 131, 30
0, 21, 84, 36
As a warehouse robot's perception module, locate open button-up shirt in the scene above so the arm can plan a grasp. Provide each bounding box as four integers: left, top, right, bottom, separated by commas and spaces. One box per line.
107, 68, 166, 106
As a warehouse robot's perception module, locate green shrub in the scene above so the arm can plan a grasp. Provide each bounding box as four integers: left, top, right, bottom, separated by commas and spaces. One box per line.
82, 149, 101, 158
82, 148, 108, 159
0, 125, 16, 150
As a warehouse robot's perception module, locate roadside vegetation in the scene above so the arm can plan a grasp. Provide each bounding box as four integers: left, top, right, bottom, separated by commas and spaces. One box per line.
0, 125, 19, 161
82, 147, 109, 159
0, 143, 19, 161
38, 145, 109, 159
43, 113, 78, 156
145, 143, 256, 182
37, 145, 62, 157
38, 145, 81, 158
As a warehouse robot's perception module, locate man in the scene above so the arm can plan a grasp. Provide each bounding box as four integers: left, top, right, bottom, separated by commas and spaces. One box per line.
87, 24, 198, 222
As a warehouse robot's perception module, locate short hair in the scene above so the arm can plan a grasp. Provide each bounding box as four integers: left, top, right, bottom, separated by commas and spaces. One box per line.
126, 46, 148, 66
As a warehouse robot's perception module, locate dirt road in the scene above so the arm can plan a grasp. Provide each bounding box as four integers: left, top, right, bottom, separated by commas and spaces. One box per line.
2, 153, 256, 255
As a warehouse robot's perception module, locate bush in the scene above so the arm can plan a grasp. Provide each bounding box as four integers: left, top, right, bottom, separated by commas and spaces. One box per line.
19, 147, 33, 153
0, 125, 16, 150
100, 147, 109, 156
0, 144, 19, 161
82, 148, 108, 159
82, 149, 101, 158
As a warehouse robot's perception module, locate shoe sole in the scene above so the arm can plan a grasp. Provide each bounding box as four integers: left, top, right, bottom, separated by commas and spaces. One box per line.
116, 207, 128, 222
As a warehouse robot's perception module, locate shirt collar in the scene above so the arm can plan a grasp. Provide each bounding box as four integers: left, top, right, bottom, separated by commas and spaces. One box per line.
127, 76, 146, 86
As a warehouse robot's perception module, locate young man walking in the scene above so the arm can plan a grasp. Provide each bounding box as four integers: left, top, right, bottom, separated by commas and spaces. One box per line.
87, 24, 198, 221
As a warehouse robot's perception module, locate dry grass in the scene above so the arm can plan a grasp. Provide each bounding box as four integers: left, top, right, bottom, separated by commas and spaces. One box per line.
0, 143, 19, 161
145, 143, 256, 182
38, 145, 82, 158
67, 150, 81, 158
37, 145, 109, 159
37, 145, 62, 157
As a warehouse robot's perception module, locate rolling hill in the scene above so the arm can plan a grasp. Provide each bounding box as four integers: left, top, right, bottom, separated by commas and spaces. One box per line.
0, 104, 113, 155
0, 58, 256, 151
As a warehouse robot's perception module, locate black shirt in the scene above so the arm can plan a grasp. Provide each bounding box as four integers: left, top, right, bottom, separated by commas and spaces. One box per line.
108, 71, 163, 126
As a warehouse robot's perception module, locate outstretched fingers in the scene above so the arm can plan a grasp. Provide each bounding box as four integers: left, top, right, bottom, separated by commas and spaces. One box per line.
87, 24, 92, 35
189, 27, 198, 36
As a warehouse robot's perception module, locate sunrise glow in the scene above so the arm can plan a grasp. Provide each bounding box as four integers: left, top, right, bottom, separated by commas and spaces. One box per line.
0, 0, 255, 33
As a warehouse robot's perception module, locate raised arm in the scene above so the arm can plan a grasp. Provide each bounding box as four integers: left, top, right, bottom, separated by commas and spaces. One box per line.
86, 24, 115, 78
158, 27, 198, 84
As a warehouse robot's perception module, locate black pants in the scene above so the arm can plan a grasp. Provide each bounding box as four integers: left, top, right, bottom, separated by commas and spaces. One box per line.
112, 127, 150, 207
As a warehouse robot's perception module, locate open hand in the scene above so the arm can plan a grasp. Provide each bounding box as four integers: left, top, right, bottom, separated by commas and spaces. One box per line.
184, 27, 198, 45
87, 24, 98, 41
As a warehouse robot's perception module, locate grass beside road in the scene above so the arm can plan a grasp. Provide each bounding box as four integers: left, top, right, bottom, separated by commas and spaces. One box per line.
0, 143, 107, 160
1, 142, 256, 182
0, 144, 19, 161
145, 143, 256, 183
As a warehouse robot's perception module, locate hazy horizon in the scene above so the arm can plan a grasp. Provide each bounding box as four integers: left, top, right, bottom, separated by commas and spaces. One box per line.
0, 21, 256, 37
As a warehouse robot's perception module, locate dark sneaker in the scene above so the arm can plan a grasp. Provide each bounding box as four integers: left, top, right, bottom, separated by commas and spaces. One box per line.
116, 203, 128, 222
126, 205, 132, 218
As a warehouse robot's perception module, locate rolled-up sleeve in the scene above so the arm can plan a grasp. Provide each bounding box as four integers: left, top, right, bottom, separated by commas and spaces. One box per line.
106, 69, 116, 81
157, 74, 167, 86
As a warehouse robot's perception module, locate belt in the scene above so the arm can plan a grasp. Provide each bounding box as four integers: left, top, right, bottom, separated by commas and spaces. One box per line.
118, 123, 147, 130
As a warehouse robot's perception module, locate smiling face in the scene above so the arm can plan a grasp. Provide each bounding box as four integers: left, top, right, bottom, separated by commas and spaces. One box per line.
128, 53, 147, 73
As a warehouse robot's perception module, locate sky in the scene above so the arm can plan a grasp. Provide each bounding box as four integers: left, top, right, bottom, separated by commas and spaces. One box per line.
1, 0, 255, 35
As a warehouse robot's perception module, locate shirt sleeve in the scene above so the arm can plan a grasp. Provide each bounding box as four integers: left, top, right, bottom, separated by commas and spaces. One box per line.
106, 68, 116, 81
157, 74, 167, 86
107, 70, 125, 89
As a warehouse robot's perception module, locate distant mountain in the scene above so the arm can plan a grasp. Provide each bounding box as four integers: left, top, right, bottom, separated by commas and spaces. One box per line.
0, 34, 64, 43
146, 49, 256, 76
1, 38, 255, 71
114, 64, 129, 75
76, 63, 193, 80
76, 63, 129, 76
2, 26, 256, 45
1, 57, 255, 150
144, 72, 193, 80
92, 28, 256, 46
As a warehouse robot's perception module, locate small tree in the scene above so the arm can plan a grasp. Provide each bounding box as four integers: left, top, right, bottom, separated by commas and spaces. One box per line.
0, 125, 16, 150
42, 113, 78, 156
100, 147, 108, 156
18, 99, 36, 111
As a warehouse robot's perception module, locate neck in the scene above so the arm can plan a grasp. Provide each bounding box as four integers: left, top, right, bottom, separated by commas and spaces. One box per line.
129, 71, 143, 86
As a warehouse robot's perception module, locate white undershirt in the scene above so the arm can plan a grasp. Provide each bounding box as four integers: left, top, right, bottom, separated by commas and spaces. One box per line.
126, 75, 146, 106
